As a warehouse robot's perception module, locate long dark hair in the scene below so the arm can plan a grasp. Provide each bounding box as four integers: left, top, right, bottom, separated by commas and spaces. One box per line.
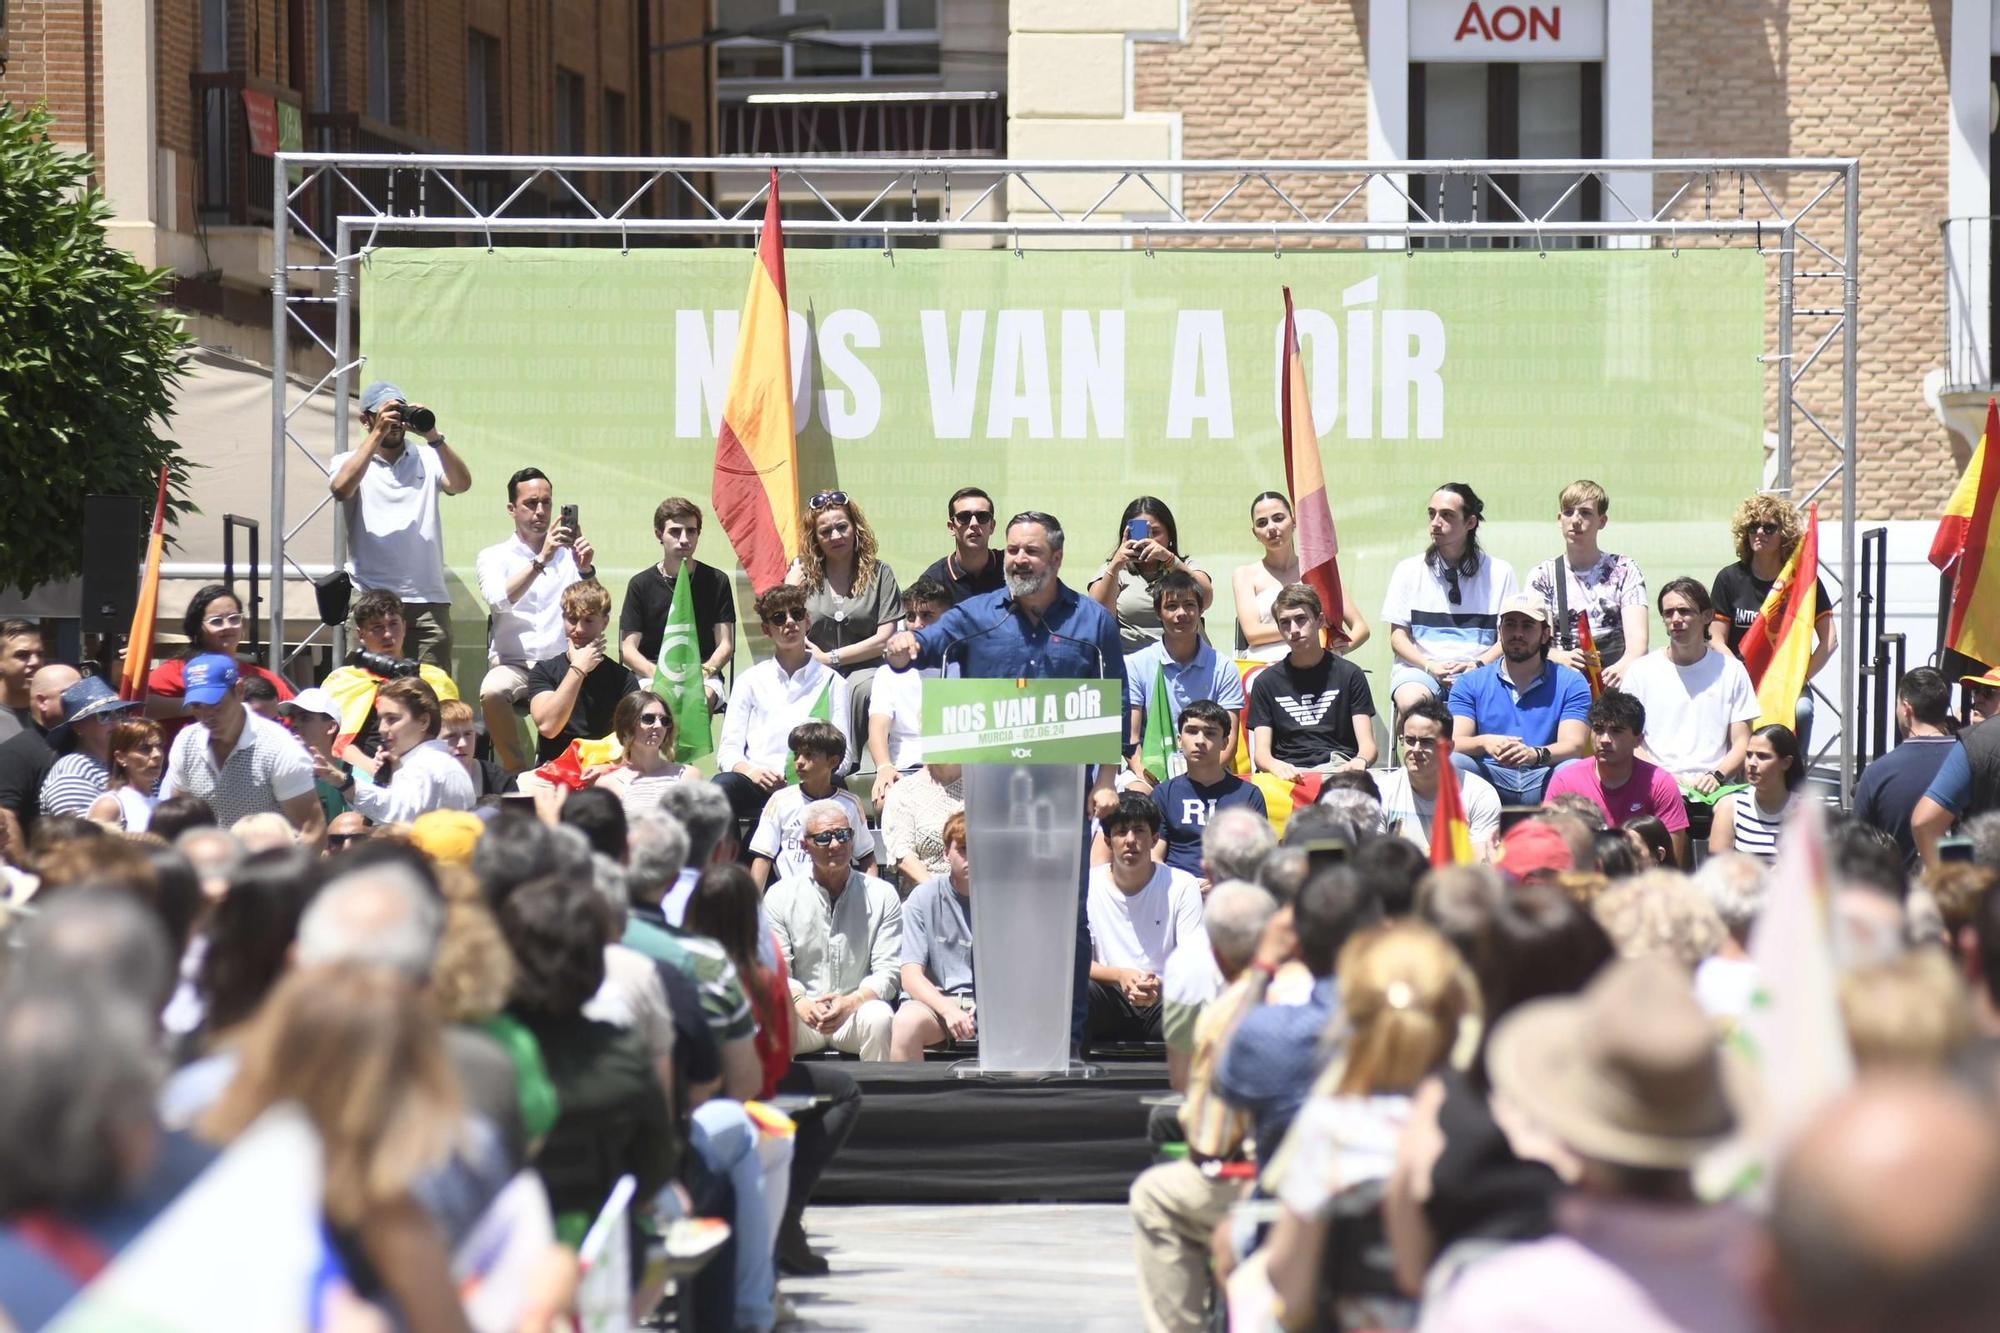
1752, 722, 1805, 792
180, 584, 241, 659
1111, 496, 1184, 559
683, 864, 768, 988
1425, 482, 1486, 578
195, 848, 322, 1038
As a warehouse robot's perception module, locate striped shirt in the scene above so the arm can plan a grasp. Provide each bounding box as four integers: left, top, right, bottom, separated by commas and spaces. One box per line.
1381, 551, 1519, 665
1179, 970, 1263, 1160
1728, 792, 1792, 862
39, 751, 109, 817
621, 911, 756, 1044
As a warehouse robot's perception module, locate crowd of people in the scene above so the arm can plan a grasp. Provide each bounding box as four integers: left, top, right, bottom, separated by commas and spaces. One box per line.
2, 381, 2000, 1329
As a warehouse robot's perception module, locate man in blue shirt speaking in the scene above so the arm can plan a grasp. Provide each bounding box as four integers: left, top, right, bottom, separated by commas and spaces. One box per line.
886, 511, 1127, 1054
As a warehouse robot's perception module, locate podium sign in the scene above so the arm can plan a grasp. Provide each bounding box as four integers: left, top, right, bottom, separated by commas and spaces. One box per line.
921, 680, 1121, 1074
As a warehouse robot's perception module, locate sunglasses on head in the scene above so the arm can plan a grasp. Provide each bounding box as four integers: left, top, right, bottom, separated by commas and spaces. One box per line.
952, 509, 994, 526
809, 490, 849, 511
806, 828, 854, 846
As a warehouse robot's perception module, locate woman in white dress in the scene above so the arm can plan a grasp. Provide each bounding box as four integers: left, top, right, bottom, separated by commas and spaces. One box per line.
88, 717, 165, 832
1232, 491, 1370, 661
597, 690, 699, 824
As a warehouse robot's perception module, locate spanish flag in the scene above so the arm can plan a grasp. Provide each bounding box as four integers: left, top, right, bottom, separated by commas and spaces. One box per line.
117, 466, 170, 701
712, 169, 800, 593
1742, 503, 1821, 729
1281, 287, 1350, 647
1575, 611, 1603, 701
1929, 397, 2000, 669
1429, 739, 1476, 867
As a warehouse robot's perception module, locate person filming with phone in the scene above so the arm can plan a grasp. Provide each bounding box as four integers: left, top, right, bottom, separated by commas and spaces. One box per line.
328, 379, 472, 671
476, 468, 596, 771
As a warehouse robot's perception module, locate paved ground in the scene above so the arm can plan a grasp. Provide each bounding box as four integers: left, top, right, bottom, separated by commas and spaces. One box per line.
781, 1203, 1144, 1332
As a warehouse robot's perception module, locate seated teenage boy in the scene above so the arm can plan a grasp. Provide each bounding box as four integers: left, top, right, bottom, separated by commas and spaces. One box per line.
1124, 569, 1246, 791
888, 811, 976, 1061
748, 720, 878, 888
1085, 792, 1205, 1050
527, 579, 638, 764
1246, 583, 1377, 778
1149, 699, 1267, 877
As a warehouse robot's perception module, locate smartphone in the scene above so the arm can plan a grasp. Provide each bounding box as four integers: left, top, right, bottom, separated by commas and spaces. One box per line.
1939, 836, 1975, 864
1125, 518, 1150, 543
499, 792, 537, 816
560, 503, 580, 537
1303, 836, 1350, 874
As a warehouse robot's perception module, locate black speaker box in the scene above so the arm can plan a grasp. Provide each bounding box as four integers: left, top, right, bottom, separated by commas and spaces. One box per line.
80, 493, 146, 634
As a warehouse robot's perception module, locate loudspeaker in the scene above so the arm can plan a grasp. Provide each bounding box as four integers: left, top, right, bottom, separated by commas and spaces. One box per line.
80, 494, 146, 635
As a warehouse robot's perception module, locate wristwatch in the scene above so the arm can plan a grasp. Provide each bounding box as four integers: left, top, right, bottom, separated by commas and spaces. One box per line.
1709, 769, 1728, 786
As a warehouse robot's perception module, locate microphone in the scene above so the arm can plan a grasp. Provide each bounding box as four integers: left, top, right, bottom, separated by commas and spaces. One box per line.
939, 602, 1020, 678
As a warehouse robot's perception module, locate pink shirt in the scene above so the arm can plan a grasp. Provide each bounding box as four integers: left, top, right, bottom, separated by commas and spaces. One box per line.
1544, 757, 1688, 832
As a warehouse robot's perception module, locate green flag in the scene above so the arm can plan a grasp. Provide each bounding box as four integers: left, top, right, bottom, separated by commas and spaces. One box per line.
650, 568, 714, 764
1138, 665, 1181, 784
782, 680, 834, 783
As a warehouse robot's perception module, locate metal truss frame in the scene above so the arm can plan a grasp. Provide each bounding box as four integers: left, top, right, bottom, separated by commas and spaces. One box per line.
269, 154, 1861, 797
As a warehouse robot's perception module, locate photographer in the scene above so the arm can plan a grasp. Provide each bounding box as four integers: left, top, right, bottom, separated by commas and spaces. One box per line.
328, 379, 472, 670
476, 467, 595, 771
320, 588, 460, 759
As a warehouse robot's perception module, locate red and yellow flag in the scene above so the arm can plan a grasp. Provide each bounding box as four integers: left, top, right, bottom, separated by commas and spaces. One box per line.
1575, 611, 1603, 700
1929, 397, 2000, 668
1429, 739, 1475, 867
117, 466, 170, 702
1281, 287, 1350, 648
712, 169, 800, 593
1741, 503, 1821, 728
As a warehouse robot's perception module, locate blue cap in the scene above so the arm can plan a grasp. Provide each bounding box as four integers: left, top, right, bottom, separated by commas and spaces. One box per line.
184, 654, 242, 706
360, 380, 404, 415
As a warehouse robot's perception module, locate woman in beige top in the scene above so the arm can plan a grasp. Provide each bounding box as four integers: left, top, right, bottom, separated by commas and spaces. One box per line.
1233, 490, 1370, 659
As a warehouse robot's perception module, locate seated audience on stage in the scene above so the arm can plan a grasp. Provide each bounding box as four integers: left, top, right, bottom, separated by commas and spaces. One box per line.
619, 497, 736, 710
1709, 723, 1806, 863
1090, 497, 1215, 653
1624, 578, 1760, 796
321, 589, 461, 759
1086, 794, 1205, 1050
1375, 696, 1501, 858
788, 490, 903, 680
1544, 691, 1690, 866
0, 619, 43, 746
1233, 491, 1370, 661
1150, 700, 1266, 876
1853, 666, 1959, 865
1448, 593, 1591, 808
1710, 492, 1837, 748
749, 721, 876, 889
163, 657, 324, 844
0, 663, 79, 834
1129, 880, 1281, 1333
435, 697, 516, 802
40, 676, 141, 819
144, 586, 296, 742
1383, 483, 1517, 716
475, 467, 595, 772
1215, 863, 1383, 1159
920, 486, 1005, 605
596, 691, 697, 826
767, 800, 902, 1061
86, 717, 164, 833
1965, 669, 2000, 727
1246, 584, 1377, 778
889, 812, 977, 1061
318, 677, 474, 825
527, 579, 637, 766
715, 586, 854, 842
866, 576, 951, 806
878, 760, 963, 887
1125, 571, 1246, 790
1256, 922, 1476, 1333
1526, 480, 1648, 688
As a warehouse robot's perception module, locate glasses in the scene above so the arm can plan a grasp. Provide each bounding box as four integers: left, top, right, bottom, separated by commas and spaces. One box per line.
809, 490, 849, 511
203, 612, 244, 630
327, 833, 364, 848
1400, 736, 1441, 751
637, 713, 668, 727
951, 509, 994, 527
1748, 521, 1781, 535
805, 828, 855, 847
358, 618, 400, 634
764, 608, 810, 626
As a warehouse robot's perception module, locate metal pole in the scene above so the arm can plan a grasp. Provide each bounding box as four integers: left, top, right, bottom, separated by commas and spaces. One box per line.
1840, 162, 1860, 807
268, 158, 289, 673
1775, 226, 1795, 492
331, 219, 354, 667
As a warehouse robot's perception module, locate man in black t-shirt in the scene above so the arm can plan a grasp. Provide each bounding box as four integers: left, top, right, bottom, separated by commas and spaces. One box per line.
530, 580, 638, 764
1246, 584, 1378, 778
918, 486, 1005, 604
619, 497, 736, 706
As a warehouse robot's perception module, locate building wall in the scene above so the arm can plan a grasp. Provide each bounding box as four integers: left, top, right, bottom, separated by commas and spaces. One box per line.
5, 0, 104, 167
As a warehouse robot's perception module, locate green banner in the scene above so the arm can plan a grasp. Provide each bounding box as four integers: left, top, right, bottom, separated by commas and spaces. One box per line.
360, 248, 1764, 697
920, 678, 1124, 764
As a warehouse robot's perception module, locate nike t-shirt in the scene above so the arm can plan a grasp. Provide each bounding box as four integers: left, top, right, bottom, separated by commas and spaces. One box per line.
1246, 653, 1376, 769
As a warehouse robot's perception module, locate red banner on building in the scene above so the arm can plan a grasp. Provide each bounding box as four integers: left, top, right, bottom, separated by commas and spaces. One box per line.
243, 90, 279, 157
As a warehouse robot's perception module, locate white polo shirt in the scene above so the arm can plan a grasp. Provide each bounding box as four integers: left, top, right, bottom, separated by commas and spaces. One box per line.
333, 443, 450, 603
476, 535, 582, 666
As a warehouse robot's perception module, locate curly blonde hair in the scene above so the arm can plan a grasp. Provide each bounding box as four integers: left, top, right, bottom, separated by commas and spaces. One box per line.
1730, 493, 1803, 564
795, 497, 882, 598
430, 866, 516, 1024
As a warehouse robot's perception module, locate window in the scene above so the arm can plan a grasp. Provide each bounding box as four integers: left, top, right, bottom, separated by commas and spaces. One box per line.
467, 30, 500, 154
366, 0, 401, 124
665, 115, 696, 217
1408, 60, 1601, 247
201, 0, 230, 71
717, 0, 941, 84
602, 89, 628, 156
554, 68, 586, 156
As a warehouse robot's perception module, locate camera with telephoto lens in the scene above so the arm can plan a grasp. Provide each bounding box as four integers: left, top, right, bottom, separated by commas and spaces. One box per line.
347, 648, 422, 679
390, 402, 435, 433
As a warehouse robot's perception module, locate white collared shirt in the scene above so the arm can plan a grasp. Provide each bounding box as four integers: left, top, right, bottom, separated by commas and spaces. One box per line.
476, 534, 582, 666
766, 867, 904, 1002
333, 443, 450, 603
349, 739, 476, 823
715, 655, 854, 773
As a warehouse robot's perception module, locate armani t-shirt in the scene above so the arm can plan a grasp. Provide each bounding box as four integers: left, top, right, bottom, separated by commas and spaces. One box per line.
1246, 654, 1376, 769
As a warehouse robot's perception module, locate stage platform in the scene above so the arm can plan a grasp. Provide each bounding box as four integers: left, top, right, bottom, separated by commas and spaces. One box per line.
815, 1057, 1170, 1204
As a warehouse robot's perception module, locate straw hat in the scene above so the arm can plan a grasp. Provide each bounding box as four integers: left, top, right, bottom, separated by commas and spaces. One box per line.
1486, 956, 1739, 1169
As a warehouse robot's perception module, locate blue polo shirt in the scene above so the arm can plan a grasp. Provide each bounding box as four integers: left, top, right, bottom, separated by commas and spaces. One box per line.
1125, 638, 1245, 731
912, 582, 1128, 699
1447, 657, 1591, 748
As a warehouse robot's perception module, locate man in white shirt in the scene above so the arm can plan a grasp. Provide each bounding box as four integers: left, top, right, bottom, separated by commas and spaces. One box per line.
1373, 696, 1501, 859
766, 800, 903, 1061
866, 576, 951, 807
1086, 792, 1205, 1051
327, 380, 472, 671
474, 467, 596, 771
1381, 482, 1517, 717
1623, 577, 1759, 796
714, 585, 853, 841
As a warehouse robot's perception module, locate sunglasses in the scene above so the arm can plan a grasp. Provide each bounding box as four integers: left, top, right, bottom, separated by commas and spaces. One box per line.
805, 828, 855, 847
327, 833, 365, 848
809, 490, 849, 511
637, 713, 669, 727
1748, 521, 1781, 535
1399, 735, 1441, 750
203, 612, 244, 630
951, 509, 994, 526
763, 607, 810, 626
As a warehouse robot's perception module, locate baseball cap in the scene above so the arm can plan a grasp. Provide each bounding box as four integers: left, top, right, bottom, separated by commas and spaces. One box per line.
1495, 820, 1573, 882
360, 380, 405, 415
1498, 592, 1551, 624
279, 686, 341, 725
184, 654, 242, 706
409, 810, 484, 867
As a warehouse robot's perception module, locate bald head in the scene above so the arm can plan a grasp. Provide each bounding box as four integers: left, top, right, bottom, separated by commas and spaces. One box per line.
28, 665, 80, 727
1764, 1075, 2000, 1332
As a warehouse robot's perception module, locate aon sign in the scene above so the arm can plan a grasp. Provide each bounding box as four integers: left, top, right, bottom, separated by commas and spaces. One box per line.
1409, 0, 1605, 61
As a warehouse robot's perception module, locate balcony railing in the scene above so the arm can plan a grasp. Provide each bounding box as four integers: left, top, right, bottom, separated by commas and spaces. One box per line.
192, 72, 305, 227
1942, 215, 1997, 390
718, 92, 1004, 158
